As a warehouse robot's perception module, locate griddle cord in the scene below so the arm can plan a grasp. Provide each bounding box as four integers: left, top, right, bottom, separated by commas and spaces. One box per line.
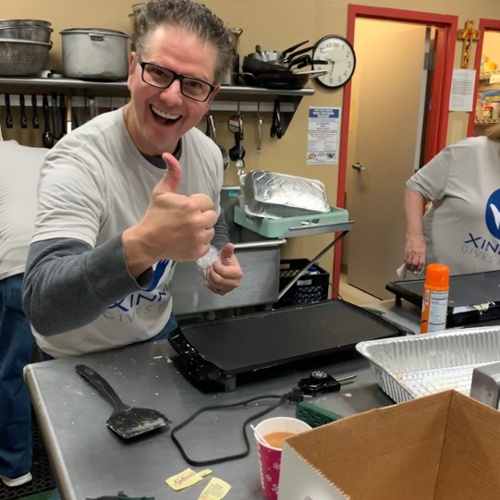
170, 388, 303, 466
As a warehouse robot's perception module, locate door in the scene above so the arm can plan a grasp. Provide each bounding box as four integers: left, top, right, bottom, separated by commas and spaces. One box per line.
345, 20, 429, 298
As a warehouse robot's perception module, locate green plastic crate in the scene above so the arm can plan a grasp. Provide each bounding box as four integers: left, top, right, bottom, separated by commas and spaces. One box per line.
234, 205, 349, 238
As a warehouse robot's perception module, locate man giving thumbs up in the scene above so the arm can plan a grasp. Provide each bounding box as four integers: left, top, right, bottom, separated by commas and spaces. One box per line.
22, 0, 242, 359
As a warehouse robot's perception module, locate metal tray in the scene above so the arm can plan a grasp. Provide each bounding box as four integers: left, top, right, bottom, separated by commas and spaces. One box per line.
356, 326, 500, 403
234, 205, 349, 238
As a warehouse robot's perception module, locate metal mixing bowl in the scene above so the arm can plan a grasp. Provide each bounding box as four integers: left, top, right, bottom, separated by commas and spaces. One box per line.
0, 25, 52, 43
0, 19, 51, 27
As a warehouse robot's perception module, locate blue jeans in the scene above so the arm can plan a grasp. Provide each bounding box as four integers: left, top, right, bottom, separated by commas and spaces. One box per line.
39, 313, 178, 361
0, 274, 34, 478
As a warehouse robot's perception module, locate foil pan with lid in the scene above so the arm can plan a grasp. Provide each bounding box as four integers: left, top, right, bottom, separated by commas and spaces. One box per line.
242, 170, 329, 219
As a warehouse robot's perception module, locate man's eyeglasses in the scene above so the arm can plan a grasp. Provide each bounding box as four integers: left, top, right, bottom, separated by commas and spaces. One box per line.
139, 61, 215, 102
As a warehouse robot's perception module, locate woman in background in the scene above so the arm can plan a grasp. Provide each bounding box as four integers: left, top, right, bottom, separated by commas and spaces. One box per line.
404, 124, 500, 276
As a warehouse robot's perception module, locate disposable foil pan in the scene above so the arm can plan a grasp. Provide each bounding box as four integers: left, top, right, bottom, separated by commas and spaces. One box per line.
243, 170, 329, 219
356, 326, 500, 403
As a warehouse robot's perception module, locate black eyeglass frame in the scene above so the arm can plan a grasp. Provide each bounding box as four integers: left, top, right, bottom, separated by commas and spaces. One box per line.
139, 61, 216, 102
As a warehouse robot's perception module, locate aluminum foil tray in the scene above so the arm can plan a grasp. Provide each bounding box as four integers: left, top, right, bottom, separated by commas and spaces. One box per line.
243, 170, 329, 219
356, 326, 500, 403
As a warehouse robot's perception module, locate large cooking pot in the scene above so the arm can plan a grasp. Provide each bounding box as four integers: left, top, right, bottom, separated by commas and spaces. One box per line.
221, 27, 243, 85
0, 19, 51, 28
0, 23, 52, 43
60, 28, 128, 81
128, 3, 146, 38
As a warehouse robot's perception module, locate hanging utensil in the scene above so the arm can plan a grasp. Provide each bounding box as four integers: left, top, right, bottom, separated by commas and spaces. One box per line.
228, 114, 245, 164
31, 95, 39, 129
42, 94, 54, 148
51, 92, 61, 140
66, 95, 72, 134
256, 103, 263, 161
206, 113, 229, 170
227, 113, 245, 177
58, 94, 66, 136
270, 99, 283, 139
19, 94, 27, 128
5, 94, 13, 129
75, 364, 170, 440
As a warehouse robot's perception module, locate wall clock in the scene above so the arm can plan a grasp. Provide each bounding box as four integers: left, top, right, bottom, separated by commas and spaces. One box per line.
312, 34, 357, 89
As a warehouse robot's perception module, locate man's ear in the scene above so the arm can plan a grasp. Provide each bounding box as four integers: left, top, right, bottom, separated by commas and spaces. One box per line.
127, 52, 138, 88
207, 83, 221, 106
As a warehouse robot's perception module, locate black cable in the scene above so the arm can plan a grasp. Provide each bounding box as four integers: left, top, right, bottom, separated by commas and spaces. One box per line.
170, 391, 298, 466
329, 280, 344, 301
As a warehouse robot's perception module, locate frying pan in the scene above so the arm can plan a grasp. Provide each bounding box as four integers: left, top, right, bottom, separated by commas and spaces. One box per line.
242, 56, 290, 73
242, 69, 328, 90
249, 40, 309, 65
75, 364, 170, 439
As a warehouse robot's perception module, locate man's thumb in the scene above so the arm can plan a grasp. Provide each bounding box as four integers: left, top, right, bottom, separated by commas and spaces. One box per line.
219, 243, 235, 263
158, 152, 182, 193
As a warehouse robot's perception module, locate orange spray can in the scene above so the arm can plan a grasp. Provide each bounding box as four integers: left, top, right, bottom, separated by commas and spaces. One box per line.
420, 263, 450, 334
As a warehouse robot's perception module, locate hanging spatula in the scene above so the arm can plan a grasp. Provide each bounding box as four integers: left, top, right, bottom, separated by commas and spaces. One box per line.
75, 364, 170, 439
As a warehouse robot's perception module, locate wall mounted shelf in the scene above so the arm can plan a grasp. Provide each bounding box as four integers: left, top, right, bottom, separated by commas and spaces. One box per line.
0, 76, 314, 134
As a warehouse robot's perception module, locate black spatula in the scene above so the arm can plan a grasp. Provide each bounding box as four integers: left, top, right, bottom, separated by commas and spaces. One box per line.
75, 364, 170, 439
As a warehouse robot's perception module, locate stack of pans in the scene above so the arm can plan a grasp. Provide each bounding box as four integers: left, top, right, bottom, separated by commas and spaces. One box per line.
0, 19, 52, 76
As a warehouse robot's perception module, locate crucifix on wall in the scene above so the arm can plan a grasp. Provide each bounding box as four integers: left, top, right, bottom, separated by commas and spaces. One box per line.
457, 20, 480, 68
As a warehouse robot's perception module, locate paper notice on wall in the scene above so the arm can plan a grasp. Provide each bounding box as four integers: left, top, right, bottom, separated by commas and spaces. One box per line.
307, 107, 340, 165
449, 69, 476, 112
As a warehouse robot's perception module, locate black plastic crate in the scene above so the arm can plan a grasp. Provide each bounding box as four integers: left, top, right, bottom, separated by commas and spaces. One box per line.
277, 259, 330, 307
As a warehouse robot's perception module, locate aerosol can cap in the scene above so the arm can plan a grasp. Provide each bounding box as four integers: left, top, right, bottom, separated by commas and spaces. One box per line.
425, 263, 450, 289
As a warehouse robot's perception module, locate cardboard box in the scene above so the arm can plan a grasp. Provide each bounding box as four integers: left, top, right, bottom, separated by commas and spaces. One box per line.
279, 390, 500, 499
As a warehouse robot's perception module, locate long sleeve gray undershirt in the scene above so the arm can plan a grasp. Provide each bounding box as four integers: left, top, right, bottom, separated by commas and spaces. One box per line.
22, 210, 230, 336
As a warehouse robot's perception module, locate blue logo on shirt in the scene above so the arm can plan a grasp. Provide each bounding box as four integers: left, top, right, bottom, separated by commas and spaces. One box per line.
485, 190, 500, 240
144, 259, 170, 292
107, 259, 172, 313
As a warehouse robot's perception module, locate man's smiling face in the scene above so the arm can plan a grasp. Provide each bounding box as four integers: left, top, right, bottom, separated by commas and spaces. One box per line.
125, 24, 220, 156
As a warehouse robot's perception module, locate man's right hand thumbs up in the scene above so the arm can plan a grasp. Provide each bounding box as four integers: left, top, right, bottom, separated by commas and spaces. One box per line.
122, 153, 218, 278
154, 152, 182, 195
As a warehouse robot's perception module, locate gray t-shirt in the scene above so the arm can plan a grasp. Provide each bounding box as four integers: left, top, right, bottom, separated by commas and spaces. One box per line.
23, 107, 228, 357
406, 135, 500, 275
0, 141, 47, 280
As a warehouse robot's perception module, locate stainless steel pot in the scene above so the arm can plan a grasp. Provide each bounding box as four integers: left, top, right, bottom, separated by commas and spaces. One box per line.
60, 28, 129, 81
0, 25, 52, 43
0, 19, 51, 28
128, 3, 146, 37
221, 27, 243, 85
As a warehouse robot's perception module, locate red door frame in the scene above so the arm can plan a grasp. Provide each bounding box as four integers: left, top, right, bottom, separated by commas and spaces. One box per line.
467, 18, 500, 137
332, 5, 457, 298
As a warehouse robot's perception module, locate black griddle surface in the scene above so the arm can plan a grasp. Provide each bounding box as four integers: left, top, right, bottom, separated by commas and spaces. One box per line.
175, 300, 404, 374
386, 270, 500, 309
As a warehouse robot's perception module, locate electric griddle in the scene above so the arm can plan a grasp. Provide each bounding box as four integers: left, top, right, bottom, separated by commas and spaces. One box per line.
386, 270, 500, 328
169, 299, 408, 391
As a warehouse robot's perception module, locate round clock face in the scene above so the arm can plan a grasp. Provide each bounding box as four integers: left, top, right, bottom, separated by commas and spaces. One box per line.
312, 35, 356, 89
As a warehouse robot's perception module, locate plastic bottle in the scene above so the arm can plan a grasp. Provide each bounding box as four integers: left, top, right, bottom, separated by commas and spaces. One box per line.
420, 263, 450, 334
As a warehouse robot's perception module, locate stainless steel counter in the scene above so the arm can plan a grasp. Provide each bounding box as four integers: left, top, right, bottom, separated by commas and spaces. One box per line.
24, 336, 393, 500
